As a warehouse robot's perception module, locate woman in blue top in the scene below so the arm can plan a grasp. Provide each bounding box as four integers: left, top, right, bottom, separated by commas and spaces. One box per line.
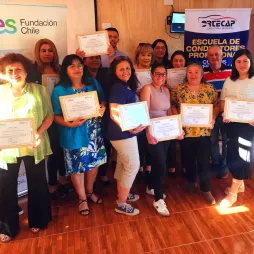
108, 56, 146, 216
51, 54, 107, 216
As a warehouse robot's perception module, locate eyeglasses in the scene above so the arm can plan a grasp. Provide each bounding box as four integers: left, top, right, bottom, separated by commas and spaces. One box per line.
68, 64, 83, 70
139, 43, 152, 46
154, 72, 166, 77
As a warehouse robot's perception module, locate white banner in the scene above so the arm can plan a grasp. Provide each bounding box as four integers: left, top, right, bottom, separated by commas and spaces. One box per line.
17, 161, 28, 196
0, 2, 67, 62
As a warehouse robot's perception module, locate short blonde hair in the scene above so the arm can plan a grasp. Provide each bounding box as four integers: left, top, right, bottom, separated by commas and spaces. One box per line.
34, 38, 61, 74
134, 44, 155, 65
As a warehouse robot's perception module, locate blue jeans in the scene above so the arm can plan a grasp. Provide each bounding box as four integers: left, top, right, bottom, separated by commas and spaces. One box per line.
211, 114, 227, 167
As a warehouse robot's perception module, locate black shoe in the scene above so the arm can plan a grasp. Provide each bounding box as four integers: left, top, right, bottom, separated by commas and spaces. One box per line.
216, 171, 228, 179
18, 206, 24, 216
49, 187, 67, 200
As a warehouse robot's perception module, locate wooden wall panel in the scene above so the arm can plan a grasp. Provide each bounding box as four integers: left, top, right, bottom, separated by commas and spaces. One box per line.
97, 0, 253, 61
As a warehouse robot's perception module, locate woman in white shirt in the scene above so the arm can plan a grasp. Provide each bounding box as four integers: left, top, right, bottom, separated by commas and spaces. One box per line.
220, 49, 254, 208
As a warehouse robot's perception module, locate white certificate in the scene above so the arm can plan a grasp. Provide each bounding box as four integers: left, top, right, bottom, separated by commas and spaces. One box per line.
60, 91, 100, 122
167, 67, 186, 89
0, 118, 36, 149
150, 115, 182, 141
118, 101, 150, 131
77, 31, 109, 57
181, 103, 213, 127
42, 74, 60, 95
225, 98, 254, 123
136, 69, 152, 89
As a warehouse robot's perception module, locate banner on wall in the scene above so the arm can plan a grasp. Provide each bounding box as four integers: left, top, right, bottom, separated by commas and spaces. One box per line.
184, 8, 252, 67
0, 2, 67, 62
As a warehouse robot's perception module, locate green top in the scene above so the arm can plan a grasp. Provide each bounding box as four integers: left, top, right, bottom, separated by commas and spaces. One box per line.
0, 82, 53, 169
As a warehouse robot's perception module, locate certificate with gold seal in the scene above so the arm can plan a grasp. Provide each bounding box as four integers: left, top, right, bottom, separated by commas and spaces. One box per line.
224, 97, 254, 123
77, 31, 109, 57
118, 101, 150, 131
181, 103, 213, 127
60, 91, 100, 122
0, 117, 36, 149
150, 115, 182, 141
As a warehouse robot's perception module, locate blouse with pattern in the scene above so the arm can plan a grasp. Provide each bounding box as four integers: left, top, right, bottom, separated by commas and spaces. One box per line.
171, 83, 218, 138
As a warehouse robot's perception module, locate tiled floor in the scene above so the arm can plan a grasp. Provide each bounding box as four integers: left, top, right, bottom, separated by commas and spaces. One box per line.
1, 167, 254, 253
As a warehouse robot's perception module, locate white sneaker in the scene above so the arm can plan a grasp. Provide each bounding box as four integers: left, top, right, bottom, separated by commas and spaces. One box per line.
146, 187, 166, 199
153, 199, 170, 216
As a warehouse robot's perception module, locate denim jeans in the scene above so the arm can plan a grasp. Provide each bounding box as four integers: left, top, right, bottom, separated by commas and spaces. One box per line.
211, 114, 227, 167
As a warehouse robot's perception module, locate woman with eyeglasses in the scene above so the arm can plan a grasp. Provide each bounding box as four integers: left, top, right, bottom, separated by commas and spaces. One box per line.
0, 53, 53, 242
167, 50, 189, 176
133, 43, 155, 184
220, 49, 254, 208
171, 62, 219, 204
151, 39, 172, 68
51, 54, 107, 216
108, 56, 146, 216
140, 63, 184, 216
30, 38, 71, 201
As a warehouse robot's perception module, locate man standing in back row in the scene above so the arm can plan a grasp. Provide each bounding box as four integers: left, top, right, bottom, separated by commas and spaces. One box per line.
204, 45, 232, 178
101, 27, 127, 68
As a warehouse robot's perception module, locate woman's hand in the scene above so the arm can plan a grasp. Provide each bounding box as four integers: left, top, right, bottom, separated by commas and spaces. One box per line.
146, 132, 158, 145
33, 133, 41, 148
76, 48, 86, 59
177, 130, 185, 140
129, 124, 146, 135
99, 104, 106, 117
221, 112, 230, 123
69, 117, 87, 128
208, 119, 215, 129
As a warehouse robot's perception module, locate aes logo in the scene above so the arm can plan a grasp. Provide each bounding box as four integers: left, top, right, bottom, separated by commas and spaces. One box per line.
0, 19, 17, 34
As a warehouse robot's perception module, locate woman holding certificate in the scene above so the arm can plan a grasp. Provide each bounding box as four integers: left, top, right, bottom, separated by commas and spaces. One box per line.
140, 63, 176, 216
171, 62, 218, 205
108, 56, 146, 216
220, 49, 254, 208
51, 54, 107, 216
0, 53, 53, 242
31, 38, 71, 200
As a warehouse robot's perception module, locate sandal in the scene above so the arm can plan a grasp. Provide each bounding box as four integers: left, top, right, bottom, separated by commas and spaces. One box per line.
87, 192, 103, 204
0, 234, 11, 243
79, 199, 90, 216
30, 227, 40, 233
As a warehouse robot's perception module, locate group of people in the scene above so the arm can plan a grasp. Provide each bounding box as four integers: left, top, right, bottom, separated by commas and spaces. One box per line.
0, 26, 254, 243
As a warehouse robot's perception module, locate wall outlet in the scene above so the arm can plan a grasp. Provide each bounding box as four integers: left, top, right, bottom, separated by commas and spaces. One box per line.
102, 23, 112, 29
167, 16, 172, 25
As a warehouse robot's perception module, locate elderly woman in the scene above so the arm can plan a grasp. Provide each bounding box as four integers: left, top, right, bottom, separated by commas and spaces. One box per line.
51, 54, 107, 216
171, 62, 219, 204
0, 53, 53, 242
220, 49, 254, 208
134, 43, 155, 70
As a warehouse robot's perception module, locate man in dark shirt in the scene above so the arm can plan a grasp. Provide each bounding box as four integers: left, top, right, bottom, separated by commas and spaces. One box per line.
204, 45, 231, 178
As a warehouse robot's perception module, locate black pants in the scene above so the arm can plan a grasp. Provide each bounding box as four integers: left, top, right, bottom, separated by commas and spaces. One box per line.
148, 140, 170, 201
167, 139, 177, 168
0, 156, 52, 238
47, 123, 66, 186
138, 131, 151, 168
226, 123, 254, 180
180, 136, 211, 192
99, 137, 111, 176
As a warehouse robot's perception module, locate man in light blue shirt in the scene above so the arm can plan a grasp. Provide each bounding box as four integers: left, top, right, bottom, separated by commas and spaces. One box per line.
101, 27, 127, 68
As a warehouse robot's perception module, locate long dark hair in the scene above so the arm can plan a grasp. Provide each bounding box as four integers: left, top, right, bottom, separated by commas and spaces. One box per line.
109, 56, 138, 91
60, 54, 87, 86
231, 49, 254, 81
151, 39, 169, 65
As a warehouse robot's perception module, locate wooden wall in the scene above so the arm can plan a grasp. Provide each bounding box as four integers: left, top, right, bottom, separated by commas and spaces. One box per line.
97, 0, 254, 61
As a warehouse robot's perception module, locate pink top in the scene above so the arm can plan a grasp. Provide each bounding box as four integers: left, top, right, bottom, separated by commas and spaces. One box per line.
148, 84, 170, 118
